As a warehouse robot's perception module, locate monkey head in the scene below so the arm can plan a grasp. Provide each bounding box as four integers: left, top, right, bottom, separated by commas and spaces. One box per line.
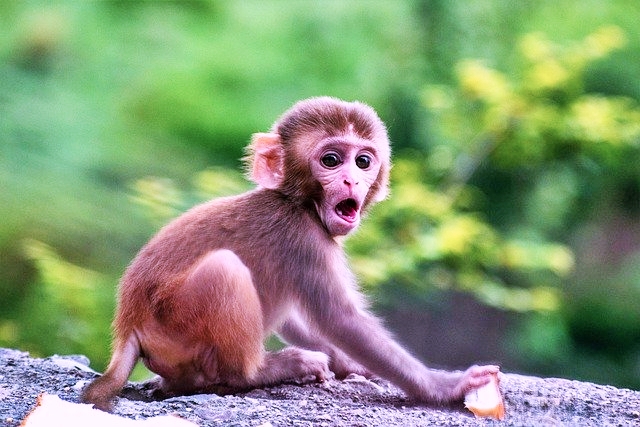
245, 97, 391, 236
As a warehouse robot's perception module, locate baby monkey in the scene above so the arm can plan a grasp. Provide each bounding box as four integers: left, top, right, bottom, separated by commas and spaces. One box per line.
81, 97, 498, 411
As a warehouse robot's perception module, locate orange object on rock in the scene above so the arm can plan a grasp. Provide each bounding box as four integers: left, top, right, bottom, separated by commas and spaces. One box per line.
464, 372, 505, 420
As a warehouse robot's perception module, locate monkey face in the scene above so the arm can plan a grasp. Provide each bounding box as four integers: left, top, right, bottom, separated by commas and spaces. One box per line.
310, 133, 382, 236
246, 97, 391, 236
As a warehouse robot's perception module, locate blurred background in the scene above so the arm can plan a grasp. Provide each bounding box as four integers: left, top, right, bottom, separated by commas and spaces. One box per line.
1, 0, 639, 389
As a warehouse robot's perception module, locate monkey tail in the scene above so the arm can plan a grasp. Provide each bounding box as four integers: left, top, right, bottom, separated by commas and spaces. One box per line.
80, 332, 140, 412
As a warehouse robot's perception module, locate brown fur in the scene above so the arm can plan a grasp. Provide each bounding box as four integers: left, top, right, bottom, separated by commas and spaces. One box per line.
81, 97, 498, 412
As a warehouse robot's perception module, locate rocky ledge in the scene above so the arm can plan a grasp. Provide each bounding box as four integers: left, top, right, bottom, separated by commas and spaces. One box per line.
1, 348, 639, 426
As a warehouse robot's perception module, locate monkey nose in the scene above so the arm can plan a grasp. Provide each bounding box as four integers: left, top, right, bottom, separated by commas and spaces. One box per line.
343, 177, 359, 186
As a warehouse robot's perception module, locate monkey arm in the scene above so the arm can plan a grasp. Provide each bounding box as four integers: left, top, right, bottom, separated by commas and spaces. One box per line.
277, 312, 323, 349
294, 266, 480, 403
277, 311, 371, 379
321, 306, 471, 402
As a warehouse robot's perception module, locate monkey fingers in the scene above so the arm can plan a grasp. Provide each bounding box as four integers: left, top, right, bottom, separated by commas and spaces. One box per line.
454, 365, 501, 398
327, 349, 373, 379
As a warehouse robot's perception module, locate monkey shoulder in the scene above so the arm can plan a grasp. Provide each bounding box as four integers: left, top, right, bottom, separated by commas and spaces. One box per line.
127, 189, 338, 283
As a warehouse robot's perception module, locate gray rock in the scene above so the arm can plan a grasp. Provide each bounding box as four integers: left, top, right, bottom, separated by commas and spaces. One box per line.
1, 348, 639, 426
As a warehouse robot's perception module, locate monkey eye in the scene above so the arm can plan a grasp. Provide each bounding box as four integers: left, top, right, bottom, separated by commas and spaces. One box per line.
355, 154, 371, 169
321, 153, 341, 168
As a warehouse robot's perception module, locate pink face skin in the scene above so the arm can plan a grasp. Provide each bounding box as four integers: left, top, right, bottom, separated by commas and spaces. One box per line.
310, 132, 382, 236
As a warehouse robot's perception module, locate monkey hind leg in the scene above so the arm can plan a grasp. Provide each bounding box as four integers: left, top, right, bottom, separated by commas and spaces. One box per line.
166, 249, 265, 390
166, 250, 330, 392
81, 333, 140, 412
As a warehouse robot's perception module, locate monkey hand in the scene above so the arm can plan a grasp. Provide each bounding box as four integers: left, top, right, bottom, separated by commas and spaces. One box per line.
328, 352, 373, 380
452, 365, 500, 399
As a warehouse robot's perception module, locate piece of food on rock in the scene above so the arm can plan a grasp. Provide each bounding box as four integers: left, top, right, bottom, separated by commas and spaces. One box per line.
464, 372, 505, 420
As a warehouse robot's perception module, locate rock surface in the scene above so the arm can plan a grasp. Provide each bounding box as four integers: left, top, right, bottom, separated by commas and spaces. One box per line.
1, 348, 639, 426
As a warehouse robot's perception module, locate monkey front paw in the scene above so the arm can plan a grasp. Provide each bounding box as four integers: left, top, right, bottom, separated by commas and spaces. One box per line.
329, 356, 372, 380
455, 365, 500, 398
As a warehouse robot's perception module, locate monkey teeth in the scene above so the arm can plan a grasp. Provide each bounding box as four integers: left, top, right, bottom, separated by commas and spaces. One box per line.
335, 198, 359, 222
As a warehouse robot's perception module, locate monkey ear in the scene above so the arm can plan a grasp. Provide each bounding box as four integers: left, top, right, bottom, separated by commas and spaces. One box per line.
247, 133, 285, 189
363, 162, 390, 210
372, 163, 391, 202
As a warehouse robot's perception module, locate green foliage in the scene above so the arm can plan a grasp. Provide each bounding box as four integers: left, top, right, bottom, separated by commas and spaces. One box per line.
352, 26, 639, 312
130, 168, 251, 226
1, 0, 639, 388
10, 240, 112, 365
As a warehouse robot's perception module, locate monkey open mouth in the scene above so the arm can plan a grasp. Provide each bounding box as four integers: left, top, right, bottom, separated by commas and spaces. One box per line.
335, 198, 359, 222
